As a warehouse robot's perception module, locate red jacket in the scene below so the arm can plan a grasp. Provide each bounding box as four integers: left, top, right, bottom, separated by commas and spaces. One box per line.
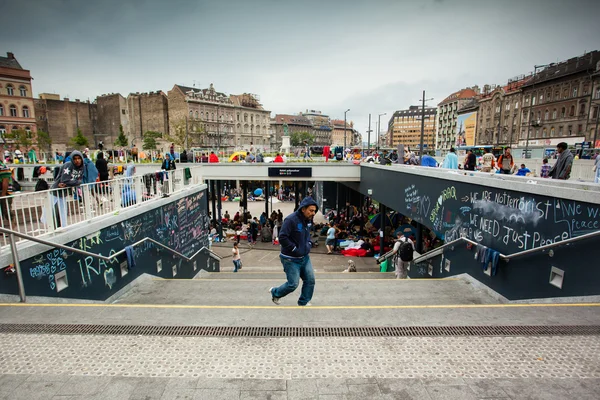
274, 155, 284, 163
209, 153, 219, 163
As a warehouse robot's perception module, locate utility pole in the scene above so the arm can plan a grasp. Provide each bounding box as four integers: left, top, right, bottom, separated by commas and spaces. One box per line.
377, 113, 386, 152
366, 114, 372, 153
418, 91, 434, 163
344, 109, 350, 150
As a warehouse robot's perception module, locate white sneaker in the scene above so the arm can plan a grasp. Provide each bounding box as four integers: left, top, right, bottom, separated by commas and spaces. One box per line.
300, 302, 312, 307
269, 287, 280, 305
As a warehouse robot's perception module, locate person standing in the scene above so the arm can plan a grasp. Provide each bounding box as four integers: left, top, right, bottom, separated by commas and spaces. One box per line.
325, 222, 338, 254
594, 155, 600, 183
232, 242, 242, 272
161, 153, 176, 171
48, 150, 85, 228
391, 232, 414, 279
497, 147, 514, 174
549, 142, 574, 180
481, 148, 495, 172
208, 151, 219, 163
464, 149, 476, 171
269, 197, 318, 306
303, 141, 313, 161
441, 148, 458, 169
540, 158, 551, 178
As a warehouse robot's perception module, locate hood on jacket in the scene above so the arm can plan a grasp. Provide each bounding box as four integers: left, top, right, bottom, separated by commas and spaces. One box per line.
297, 196, 319, 215
69, 150, 84, 169
125, 163, 135, 177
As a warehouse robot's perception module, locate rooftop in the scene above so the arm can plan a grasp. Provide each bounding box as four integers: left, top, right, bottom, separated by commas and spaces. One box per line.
522, 51, 600, 88
438, 87, 478, 106
0, 52, 22, 69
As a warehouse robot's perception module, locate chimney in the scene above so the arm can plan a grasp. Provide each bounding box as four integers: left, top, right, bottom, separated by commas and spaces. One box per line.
7, 52, 14, 59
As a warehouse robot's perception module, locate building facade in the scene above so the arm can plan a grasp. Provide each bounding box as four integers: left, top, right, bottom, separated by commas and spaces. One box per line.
127, 91, 169, 148
476, 77, 529, 147
331, 119, 357, 147
0, 52, 37, 152
96, 93, 129, 147
34, 97, 98, 151
301, 110, 332, 146
435, 86, 479, 154
387, 106, 437, 150
230, 93, 270, 149
168, 84, 236, 150
517, 51, 600, 151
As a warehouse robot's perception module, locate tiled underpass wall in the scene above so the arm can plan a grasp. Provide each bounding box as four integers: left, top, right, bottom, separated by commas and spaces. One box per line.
352, 165, 600, 300
0, 187, 217, 301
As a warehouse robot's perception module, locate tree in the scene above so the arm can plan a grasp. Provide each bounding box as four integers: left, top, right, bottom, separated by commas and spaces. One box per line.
70, 128, 89, 148
114, 124, 128, 147
5, 129, 32, 150
290, 131, 315, 146
143, 131, 162, 151
165, 118, 206, 149
36, 130, 52, 153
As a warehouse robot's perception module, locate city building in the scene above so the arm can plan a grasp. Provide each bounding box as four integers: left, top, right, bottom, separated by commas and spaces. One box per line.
331, 119, 357, 147
387, 106, 437, 150
476, 76, 530, 148
518, 51, 600, 151
301, 110, 332, 146
230, 93, 270, 149
435, 86, 479, 154
34, 96, 98, 151
0, 52, 37, 152
127, 91, 169, 149
270, 114, 313, 149
96, 93, 130, 147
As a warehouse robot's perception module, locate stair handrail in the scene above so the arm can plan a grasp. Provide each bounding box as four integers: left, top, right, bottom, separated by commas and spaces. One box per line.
0, 226, 221, 303
411, 229, 600, 265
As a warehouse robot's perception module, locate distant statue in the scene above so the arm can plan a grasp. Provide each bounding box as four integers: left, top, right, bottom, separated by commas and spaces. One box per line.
283, 123, 289, 136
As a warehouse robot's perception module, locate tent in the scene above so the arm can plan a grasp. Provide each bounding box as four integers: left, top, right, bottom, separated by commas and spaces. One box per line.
369, 213, 393, 229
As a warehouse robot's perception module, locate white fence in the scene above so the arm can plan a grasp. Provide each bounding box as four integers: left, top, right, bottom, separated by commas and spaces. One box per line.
0, 166, 204, 247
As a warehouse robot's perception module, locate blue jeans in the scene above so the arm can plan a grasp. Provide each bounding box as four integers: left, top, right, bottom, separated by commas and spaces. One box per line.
272, 255, 315, 305
233, 259, 241, 272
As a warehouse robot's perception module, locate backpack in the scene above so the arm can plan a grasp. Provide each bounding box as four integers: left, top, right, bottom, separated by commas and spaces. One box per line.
35, 178, 49, 192
399, 240, 414, 262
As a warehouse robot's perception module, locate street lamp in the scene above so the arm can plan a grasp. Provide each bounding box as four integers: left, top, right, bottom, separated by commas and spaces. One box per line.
344, 109, 350, 150
377, 113, 386, 152
418, 91, 434, 160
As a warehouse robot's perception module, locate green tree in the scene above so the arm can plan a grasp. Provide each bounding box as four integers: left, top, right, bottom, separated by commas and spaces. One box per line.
165, 119, 206, 149
36, 130, 52, 153
143, 131, 162, 150
290, 131, 315, 146
5, 129, 32, 150
69, 128, 89, 148
114, 124, 128, 147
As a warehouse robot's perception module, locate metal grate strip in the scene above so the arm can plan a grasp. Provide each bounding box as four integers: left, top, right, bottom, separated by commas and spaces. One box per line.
0, 324, 599, 337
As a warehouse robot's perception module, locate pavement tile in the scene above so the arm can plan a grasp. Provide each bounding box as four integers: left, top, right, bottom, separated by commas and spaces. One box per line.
287, 379, 318, 394
193, 389, 240, 400
25, 374, 72, 383
5, 380, 65, 400
347, 383, 382, 396
240, 379, 287, 391
240, 390, 287, 400
346, 378, 377, 385
165, 378, 200, 389
463, 378, 510, 398
0, 374, 29, 398
426, 384, 479, 400
377, 379, 432, 400
316, 378, 348, 394
420, 377, 467, 386
129, 377, 169, 400
196, 378, 243, 389
492, 378, 571, 400
555, 378, 600, 395
85, 377, 139, 400
55, 376, 111, 396
288, 393, 318, 400
159, 387, 195, 400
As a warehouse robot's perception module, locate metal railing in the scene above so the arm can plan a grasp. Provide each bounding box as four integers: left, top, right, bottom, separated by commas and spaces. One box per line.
0, 165, 205, 247
0, 226, 221, 303
410, 230, 600, 266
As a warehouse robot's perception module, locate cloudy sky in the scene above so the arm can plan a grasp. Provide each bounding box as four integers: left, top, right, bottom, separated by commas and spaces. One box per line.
2, 0, 600, 140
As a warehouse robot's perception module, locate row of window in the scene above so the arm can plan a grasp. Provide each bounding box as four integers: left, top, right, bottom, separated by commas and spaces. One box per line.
522, 105, 597, 122
0, 125, 32, 135
525, 85, 599, 106
3, 84, 28, 97
0, 104, 30, 118
518, 125, 580, 139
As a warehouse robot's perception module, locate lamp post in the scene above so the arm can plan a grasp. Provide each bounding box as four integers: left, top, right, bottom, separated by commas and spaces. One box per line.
343, 109, 350, 150
418, 91, 434, 161
377, 113, 386, 152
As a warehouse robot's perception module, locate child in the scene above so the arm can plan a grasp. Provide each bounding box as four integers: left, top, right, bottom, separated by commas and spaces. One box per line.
232, 242, 241, 272
515, 163, 531, 176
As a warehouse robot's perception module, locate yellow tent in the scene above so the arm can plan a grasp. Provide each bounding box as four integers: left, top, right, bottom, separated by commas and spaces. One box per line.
228, 151, 247, 162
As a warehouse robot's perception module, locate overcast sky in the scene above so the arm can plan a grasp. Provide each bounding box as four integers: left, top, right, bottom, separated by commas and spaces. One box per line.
2, 0, 600, 141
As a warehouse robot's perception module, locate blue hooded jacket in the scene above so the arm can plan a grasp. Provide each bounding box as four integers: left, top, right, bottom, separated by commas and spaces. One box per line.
279, 197, 319, 258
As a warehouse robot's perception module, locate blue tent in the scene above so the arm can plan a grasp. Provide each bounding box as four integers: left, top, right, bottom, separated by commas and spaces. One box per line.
253, 188, 263, 196
369, 213, 393, 229
421, 155, 438, 167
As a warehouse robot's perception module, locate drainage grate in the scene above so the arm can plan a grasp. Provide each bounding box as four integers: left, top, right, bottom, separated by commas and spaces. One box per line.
0, 324, 599, 337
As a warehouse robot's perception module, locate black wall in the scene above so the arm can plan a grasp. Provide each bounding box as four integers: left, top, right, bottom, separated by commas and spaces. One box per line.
356, 166, 600, 300
0, 189, 218, 301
